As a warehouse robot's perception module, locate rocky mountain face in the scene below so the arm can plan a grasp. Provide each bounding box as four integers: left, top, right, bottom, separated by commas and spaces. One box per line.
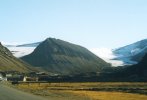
0, 42, 34, 72
21, 38, 111, 75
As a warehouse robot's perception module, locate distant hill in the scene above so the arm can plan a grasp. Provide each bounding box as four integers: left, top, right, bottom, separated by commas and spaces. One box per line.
113, 39, 147, 65
125, 53, 147, 77
21, 38, 110, 75
109, 53, 147, 81
0, 42, 34, 72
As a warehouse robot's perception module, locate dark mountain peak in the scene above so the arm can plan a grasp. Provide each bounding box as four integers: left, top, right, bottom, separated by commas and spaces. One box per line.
44, 37, 79, 47
45, 37, 57, 41
22, 38, 110, 75
44, 38, 62, 45
36, 37, 96, 59
43, 37, 61, 47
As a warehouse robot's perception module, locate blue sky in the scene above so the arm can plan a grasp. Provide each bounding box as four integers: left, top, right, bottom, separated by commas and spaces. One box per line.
0, 0, 147, 49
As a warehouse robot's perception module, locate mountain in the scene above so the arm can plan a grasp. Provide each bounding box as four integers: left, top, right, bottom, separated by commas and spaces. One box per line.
126, 53, 147, 77
5, 42, 41, 58
21, 38, 110, 75
113, 39, 147, 65
5, 39, 147, 67
107, 53, 147, 81
0, 42, 34, 72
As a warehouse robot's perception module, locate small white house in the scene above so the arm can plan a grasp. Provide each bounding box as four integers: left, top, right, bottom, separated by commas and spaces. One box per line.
23, 76, 27, 82
0, 73, 4, 81
0, 73, 7, 81
23, 76, 38, 82
6, 73, 12, 77
0, 73, 3, 81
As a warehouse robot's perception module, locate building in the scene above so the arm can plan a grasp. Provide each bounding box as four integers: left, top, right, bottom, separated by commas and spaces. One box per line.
0, 72, 7, 81
23, 76, 38, 82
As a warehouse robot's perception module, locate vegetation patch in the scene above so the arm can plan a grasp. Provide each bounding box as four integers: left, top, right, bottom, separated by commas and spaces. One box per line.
13, 82, 147, 100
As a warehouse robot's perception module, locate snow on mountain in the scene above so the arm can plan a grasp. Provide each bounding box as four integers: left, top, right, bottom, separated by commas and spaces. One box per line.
4, 39, 147, 67
90, 48, 115, 58
4, 43, 128, 66
8, 47, 36, 57
113, 39, 147, 65
5, 41, 124, 66
90, 39, 147, 66
89, 48, 124, 67
5, 42, 41, 58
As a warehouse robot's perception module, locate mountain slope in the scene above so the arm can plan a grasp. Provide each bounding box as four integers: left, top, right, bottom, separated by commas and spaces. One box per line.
0, 42, 34, 72
21, 38, 110, 75
113, 39, 147, 65
109, 53, 147, 81
125, 53, 147, 77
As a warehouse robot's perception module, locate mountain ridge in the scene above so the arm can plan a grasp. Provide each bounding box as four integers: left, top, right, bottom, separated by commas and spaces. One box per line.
21, 38, 111, 75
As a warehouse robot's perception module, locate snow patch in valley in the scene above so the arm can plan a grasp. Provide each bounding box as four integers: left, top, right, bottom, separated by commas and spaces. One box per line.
7, 47, 35, 58
90, 48, 115, 59
89, 48, 124, 67
4, 42, 40, 58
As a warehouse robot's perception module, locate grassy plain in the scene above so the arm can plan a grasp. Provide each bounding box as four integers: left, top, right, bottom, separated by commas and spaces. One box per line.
15, 82, 147, 100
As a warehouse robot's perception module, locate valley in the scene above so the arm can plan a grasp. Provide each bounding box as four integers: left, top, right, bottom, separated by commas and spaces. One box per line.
0, 38, 147, 100
1, 1, 147, 100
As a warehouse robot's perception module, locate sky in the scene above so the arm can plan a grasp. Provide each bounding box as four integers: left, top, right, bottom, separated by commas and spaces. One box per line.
0, 0, 147, 49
